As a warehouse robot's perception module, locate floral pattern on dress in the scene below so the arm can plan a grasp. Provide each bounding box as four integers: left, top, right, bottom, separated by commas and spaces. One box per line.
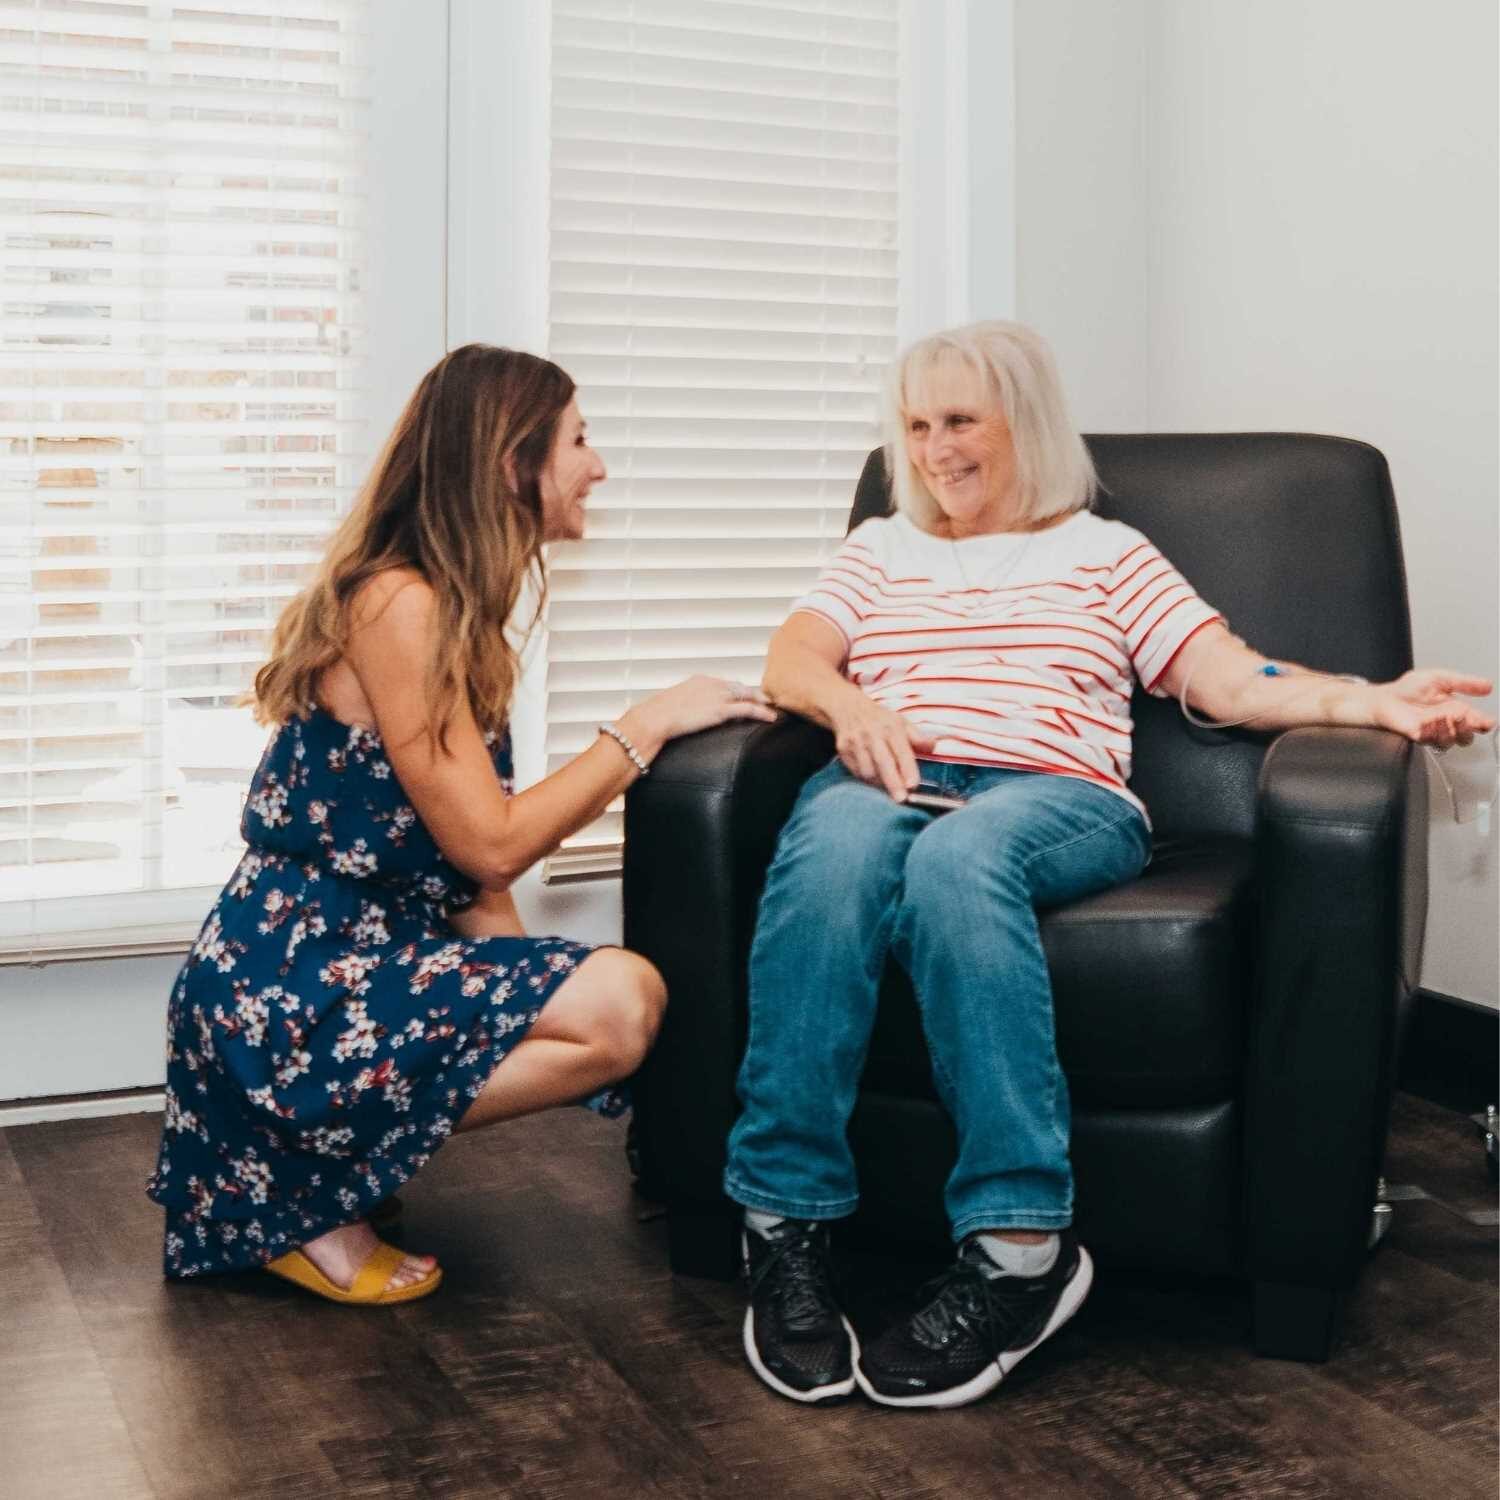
146, 705, 622, 1279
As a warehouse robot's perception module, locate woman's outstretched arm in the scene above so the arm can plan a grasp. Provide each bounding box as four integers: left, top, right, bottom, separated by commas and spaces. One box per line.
345, 570, 775, 896
1158, 623, 1495, 745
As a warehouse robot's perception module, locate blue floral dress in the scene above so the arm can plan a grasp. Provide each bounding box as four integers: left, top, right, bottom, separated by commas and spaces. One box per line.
147, 704, 620, 1279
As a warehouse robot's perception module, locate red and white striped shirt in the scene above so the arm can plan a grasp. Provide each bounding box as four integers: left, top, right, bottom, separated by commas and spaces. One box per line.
792, 511, 1224, 821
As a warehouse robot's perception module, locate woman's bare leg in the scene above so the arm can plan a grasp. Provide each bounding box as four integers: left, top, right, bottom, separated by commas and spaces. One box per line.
289, 950, 663, 1292
455, 948, 666, 1133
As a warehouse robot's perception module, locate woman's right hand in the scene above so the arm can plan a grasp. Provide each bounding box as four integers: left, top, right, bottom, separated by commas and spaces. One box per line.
758, 613, 934, 801
828, 687, 935, 801
620, 675, 778, 759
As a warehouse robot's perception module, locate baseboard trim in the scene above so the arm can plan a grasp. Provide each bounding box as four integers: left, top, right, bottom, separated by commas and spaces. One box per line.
0, 996, 1491, 1128
1400, 990, 1499, 1113
0, 1086, 165, 1129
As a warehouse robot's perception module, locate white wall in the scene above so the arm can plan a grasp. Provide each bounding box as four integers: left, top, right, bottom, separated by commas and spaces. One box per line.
1012, 0, 1150, 426
1014, 0, 1500, 1007
1145, 0, 1498, 1006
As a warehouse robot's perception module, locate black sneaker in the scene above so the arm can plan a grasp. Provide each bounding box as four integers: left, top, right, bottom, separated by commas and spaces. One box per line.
741, 1219, 858, 1403
855, 1230, 1093, 1409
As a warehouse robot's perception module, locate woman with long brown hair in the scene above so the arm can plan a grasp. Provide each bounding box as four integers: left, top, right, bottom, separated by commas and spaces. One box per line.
146, 344, 773, 1304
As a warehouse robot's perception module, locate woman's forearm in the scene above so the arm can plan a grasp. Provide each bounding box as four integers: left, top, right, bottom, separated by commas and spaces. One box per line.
762, 639, 864, 727
415, 681, 770, 894
1201, 665, 1377, 731
762, 615, 935, 797
1180, 630, 1488, 746
492, 726, 658, 885
1175, 628, 1378, 730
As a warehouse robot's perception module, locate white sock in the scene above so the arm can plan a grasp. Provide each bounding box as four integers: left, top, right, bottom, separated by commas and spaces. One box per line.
976, 1231, 1059, 1278
744, 1209, 785, 1239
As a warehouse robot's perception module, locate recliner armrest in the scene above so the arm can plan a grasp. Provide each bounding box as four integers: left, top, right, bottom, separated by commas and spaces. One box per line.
624, 715, 834, 1206
1245, 726, 1427, 1297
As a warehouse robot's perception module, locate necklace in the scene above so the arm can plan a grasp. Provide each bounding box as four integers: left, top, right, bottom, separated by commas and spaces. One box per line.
948, 526, 1035, 598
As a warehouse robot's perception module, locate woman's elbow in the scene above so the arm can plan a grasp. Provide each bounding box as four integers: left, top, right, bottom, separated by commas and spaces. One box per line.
457, 838, 524, 892
761, 644, 808, 704
452, 806, 530, 890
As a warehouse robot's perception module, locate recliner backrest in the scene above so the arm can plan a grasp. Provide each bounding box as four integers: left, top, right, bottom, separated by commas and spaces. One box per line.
849, 433, 1413, 838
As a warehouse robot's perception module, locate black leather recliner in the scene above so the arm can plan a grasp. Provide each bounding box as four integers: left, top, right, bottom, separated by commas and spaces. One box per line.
622, 434, 1427, 1362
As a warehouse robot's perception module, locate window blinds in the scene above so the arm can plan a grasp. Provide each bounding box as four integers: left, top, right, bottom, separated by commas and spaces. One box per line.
544, 0, 901, 880
0, 0, 367, 960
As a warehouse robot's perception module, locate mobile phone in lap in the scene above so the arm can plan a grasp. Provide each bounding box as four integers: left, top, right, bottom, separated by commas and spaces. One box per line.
905, 783, 966, 813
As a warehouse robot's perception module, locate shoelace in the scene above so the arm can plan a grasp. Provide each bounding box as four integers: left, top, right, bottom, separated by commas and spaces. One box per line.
750, 1227, 837, 1331
908, 1255, 1043, 1351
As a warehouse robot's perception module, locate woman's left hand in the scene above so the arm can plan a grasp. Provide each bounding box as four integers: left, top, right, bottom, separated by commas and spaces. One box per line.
1369, 670, 1495, 748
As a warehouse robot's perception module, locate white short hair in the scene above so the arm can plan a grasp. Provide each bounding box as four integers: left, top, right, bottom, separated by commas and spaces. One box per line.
882, 321, 1097, 529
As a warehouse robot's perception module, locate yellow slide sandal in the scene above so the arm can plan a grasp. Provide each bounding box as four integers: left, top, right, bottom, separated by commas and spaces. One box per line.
265, 1240, 442, 1306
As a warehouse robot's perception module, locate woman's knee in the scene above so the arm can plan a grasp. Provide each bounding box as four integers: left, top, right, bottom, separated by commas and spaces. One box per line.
904, 812, 1025, 900
620, 949, 668, 1044
773, 776, 913, 894
562, 948, 666, 1075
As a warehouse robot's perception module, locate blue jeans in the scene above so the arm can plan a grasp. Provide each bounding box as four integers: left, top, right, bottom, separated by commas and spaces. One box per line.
723, 759, 1151, 1241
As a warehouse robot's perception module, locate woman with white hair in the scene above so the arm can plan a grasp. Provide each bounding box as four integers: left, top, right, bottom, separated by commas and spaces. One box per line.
726, 320, 1493, 1409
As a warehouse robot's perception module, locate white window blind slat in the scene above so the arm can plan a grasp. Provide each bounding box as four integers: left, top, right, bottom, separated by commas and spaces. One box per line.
551, 324, 892, 363
542, 0, 899, 882
551, 138, 896, 188
552, 170, 895, 222
552, 49, 896, 106
553, 117, 893, 163
554, 237, 897, 281
0, 0, 368, 961
550, 75, 895, 133
553, 261, 897, 306
556, 0, 897, 43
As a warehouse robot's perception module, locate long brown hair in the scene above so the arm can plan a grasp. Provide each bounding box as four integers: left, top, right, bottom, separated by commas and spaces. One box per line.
252, 344, 575, 746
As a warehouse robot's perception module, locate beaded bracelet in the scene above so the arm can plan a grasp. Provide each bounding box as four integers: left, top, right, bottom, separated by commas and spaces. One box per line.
598, 721, 650, 776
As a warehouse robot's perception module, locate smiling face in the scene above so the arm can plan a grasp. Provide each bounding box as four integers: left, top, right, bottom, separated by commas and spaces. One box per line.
902, 366, 1021, 538
538, 397, 606, 542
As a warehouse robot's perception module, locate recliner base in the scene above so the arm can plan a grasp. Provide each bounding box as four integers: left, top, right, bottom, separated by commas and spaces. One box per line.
1253, 1280, 1342, 1362
668, 1202, 740, 1281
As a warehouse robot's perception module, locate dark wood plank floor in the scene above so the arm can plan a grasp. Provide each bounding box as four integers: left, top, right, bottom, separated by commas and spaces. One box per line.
2, 1091, 1494, 1500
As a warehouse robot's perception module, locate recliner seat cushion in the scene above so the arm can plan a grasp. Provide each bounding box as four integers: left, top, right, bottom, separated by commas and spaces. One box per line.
859, 836, 1254, 1108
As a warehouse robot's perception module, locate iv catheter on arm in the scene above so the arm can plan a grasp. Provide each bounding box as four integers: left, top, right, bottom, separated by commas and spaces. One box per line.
1164, 623, 1497, 831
